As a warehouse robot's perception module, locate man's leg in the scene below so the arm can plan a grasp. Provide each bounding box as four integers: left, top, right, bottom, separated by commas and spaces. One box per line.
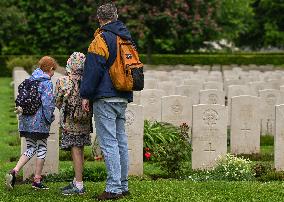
93, 100, 122, 194
116, 102, 129, 192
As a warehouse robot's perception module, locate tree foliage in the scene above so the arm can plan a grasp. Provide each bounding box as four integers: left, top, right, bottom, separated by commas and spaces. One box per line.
0, 0, 283, 56
118, 0, 220, 56
238, 0, 284, 49
0, 1, 27, 54
216, 0, 255, 41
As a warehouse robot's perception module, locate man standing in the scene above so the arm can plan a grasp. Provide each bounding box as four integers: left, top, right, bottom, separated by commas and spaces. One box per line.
80, 2, 133, 201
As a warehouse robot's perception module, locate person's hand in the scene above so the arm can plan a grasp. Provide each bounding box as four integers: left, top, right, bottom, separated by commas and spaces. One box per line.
14, 106, 23, 115
82, 99, 90, 112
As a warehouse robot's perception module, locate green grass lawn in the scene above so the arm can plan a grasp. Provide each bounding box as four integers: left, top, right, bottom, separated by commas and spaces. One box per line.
2, 77, 284, 201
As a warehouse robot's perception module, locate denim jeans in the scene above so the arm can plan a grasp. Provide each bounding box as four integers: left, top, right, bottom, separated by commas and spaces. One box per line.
93, 100, 129, 194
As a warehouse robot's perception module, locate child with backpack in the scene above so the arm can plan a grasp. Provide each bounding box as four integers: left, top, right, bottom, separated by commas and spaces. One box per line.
54, 52, 92, 195
5, 56, 58, 190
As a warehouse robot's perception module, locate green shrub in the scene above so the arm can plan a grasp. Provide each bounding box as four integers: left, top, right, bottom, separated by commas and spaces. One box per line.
6, 56, 38, 74
153, 123, 192, 178
236, 153, 273, 162
144, 120, 180, 150
252, 162, 284, 182
260, 135, 274, 146
0, 55, 11, 76
252, 162, 271, 178
257, 170, 284, 182
210, 153, 255, 181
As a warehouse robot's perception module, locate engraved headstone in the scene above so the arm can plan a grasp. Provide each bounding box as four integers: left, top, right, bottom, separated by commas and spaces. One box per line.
230, 96, 261, 154
140, 89, 165, 121
125, 104, 144, 175
161, 95, 191, 127
192, 104, 227, 170
199, 89, 225, 105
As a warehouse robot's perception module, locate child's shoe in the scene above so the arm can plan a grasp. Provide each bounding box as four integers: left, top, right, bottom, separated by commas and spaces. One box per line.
60, 181, 74, 191
5, 170, 16, 190
32, 181, 49, 190
62, 186, 85, 195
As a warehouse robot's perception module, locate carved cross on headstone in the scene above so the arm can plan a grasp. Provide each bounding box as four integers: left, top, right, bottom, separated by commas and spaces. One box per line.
204, 142, 216, 153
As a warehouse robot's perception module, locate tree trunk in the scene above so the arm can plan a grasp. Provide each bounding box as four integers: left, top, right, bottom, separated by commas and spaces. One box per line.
147, 43, 152, 64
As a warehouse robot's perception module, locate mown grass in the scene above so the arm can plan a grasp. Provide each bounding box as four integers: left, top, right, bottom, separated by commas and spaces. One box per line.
2, 77, 284, 201
0, 78, 20, 166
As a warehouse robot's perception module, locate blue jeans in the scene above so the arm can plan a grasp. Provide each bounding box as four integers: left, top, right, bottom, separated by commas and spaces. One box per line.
93, 100, 128, 194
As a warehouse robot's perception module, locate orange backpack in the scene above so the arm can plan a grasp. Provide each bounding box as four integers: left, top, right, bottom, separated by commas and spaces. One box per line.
109, 36, 144, 91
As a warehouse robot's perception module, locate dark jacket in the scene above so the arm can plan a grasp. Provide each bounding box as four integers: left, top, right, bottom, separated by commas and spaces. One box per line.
80, 20, 133, 102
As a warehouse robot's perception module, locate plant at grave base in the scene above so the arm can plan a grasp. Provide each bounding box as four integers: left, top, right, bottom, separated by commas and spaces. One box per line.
153, 123, 192, 178
144, 120, 179, 151
179, 122, 191, 143
211, 153, 255, 181
252, 163, 270, 178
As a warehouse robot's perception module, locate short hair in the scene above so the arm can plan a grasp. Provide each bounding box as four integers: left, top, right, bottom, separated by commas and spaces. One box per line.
97, 3, 118, 21
38, 56, 58, 72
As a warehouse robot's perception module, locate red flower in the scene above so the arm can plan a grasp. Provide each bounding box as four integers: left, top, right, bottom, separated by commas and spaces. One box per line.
145, 147, 150, 151
144, 152, 151, 160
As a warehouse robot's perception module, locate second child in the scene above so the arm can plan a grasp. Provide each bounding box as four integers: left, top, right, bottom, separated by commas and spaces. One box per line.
55, 52, 92, 195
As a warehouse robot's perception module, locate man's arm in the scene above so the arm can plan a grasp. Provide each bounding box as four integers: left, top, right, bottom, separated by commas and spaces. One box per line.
80, 34, 109, 99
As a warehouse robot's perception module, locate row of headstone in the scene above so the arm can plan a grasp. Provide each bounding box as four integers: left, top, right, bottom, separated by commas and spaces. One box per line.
134, 88, 284, 136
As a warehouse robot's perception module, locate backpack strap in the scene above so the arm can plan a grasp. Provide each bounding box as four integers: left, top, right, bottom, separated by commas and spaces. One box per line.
100, 31, 117, 69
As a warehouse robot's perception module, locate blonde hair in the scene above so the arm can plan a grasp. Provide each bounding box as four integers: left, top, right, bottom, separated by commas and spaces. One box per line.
38, 56, 58, 72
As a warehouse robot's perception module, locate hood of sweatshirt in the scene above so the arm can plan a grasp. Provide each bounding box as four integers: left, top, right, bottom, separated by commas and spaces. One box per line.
100, 20, 132, 40
30, 68, 51, 81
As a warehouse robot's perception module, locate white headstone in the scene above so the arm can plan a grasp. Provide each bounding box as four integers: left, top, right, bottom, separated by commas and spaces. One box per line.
157, 81, 176, 96
140, 89, 165, 121
203, 81, 223, 91
125, 104, 144, 175
161, 95, 192, 127
144, 79, 158, 89
192, 104, 227, 170
275, 104, 284, 171
230, 96, 261, 154
199, 89, 225, 105
259, 89, 281, 136
175, 85, 201, 105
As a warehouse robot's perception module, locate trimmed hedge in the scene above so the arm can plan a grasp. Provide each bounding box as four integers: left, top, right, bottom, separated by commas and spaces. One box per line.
0, 55, 68, 77
1, 54, 284, 77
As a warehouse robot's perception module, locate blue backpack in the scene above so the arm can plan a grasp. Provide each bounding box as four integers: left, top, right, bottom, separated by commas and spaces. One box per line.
15, 79, 42, 115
